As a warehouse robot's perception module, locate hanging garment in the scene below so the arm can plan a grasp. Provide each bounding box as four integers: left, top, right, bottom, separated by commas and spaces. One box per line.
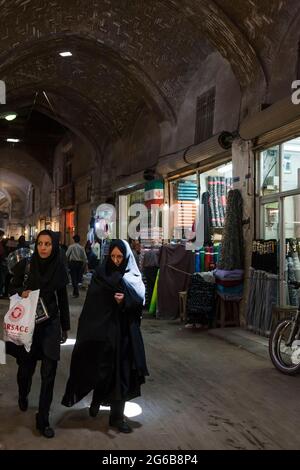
251, 240, 278, 274
246, 268, 278, 336
201, 191, 212, 245
287, 256, 298, 306
218, 189, 244, 270
185, 273, 216, 326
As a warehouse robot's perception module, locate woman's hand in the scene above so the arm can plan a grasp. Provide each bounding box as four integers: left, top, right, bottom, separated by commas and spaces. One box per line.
21, 290, 32, 298
114, 292, 124, 304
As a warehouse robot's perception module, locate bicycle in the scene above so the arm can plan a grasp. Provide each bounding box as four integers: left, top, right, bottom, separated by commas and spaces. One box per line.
269, 281, 300, 375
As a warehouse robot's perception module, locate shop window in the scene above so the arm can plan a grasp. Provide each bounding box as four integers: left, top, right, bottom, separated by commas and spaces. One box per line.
258, 138, 300, 307
260, 146, 280, 196
170, 174, 198, 240
261, 202, 279, 240
128, 189, 145, 239
283, 194, 300, 306
194, 87, 215, 144
281, 138, 300, 191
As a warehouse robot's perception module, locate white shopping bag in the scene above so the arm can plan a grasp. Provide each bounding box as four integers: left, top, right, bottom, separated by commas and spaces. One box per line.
3, 289, 40, 353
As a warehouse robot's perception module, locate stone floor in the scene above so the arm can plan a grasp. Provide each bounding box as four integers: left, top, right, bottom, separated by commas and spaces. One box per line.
0, 289, 300, 450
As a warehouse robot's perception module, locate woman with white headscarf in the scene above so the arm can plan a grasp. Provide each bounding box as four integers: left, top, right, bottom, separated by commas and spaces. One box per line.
62, 239, 149, 433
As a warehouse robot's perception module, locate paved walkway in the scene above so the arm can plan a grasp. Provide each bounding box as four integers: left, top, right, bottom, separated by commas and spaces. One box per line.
1, 292, 300, 450
208, 327, 269, 360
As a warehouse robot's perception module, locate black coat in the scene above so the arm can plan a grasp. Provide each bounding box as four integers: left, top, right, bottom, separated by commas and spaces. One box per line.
7, 258, 70, 361
62, 264, 149, 407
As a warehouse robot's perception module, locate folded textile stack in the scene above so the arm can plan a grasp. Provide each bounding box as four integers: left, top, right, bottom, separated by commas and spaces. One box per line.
195, 244, 222, 272
214, 269, 244, 301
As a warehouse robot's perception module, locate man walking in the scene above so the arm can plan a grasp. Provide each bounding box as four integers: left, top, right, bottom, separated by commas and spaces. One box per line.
66, 235, 87, 298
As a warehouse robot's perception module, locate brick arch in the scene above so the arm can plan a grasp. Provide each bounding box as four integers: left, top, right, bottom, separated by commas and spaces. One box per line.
0, 168, 31, 218
0, 149, 49, 189
0, 34, 177, 129
165, 0, 266, 90
0, 1, 267, 96
0, 186, 12, 206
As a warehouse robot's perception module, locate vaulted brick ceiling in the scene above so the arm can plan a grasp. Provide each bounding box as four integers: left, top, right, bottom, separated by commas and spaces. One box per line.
0, 0, 298, 153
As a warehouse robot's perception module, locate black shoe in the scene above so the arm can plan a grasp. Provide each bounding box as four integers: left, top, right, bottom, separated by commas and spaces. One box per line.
109, 416, 132, 433
36, 414, 55, 438
18, 396, 28, 412
89, 402, 99, 417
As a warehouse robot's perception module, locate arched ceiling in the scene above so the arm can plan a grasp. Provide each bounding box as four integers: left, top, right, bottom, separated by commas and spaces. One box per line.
0, 149, 48, 188
0, 0, 297, 158
0, 0, 297, 142
0, 167, 31, 211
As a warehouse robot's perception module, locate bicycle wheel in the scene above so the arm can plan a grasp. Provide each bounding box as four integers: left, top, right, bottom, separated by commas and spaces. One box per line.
269, 319, 300, 375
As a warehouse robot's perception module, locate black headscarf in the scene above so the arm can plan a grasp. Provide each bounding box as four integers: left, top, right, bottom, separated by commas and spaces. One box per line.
105, 239, 128, 276
27, 230, 69, 293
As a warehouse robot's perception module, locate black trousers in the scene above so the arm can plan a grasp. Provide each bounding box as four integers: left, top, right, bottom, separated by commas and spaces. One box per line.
69, 261, 84, 296
17, 356, 57, 422
91, 387, 125, 420
110, 400, 125, 421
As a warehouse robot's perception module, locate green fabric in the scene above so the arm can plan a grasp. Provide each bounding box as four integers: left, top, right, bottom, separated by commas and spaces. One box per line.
149, 269, 159, 314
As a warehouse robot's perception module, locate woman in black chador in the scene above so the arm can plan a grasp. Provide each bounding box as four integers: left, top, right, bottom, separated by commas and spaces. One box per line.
62, 239, 149, 433
8, 230, 70, 438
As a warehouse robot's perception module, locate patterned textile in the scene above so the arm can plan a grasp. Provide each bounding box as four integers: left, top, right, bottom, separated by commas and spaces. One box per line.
246, 268, 278, 336
251, 240, 277, 274
207, 177, 233, 227
186, 273, 216, 325
218, 189, 244, 270
201, 191, 212, 244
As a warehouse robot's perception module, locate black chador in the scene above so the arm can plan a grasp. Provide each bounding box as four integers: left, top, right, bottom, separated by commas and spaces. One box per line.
62, 239, 149, 409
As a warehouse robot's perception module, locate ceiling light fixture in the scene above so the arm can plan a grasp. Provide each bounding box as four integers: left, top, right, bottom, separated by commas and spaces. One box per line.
6, 138, 20, 143
0, 111, 18, 121
59, 51, 72, 57
5, 113, 17, 121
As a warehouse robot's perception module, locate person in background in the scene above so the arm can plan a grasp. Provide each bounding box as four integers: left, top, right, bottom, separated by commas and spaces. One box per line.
7, 230, 70, 438
17, 235, 28, 249
66, 235, 87, 298
62, 239, 149, 433
6, 236, 18, 254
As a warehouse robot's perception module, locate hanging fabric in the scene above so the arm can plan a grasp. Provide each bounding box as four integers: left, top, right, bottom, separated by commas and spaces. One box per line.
218, 189, 244, 270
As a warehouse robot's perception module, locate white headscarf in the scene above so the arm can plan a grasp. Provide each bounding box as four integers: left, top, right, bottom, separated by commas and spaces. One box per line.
122, 239, 145, 304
